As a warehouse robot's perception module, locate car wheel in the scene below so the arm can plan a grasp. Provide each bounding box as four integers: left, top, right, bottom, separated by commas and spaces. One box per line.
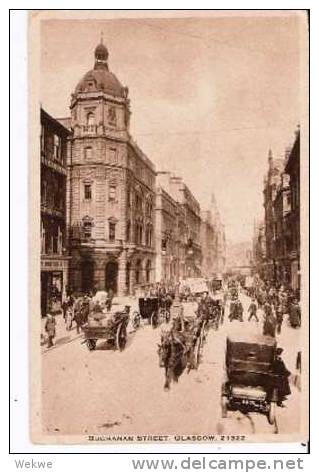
221, 395, 228, 418
268, 401, 276, 425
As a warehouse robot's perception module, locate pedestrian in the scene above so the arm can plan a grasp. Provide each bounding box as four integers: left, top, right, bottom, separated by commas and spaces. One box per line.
271, 347, 291, 407
106, 288, 114, 312
45, 312, 56, 348
275, 303, 284, 334
62, 296, 68, 322
236, 299, 244, 322
248, 298, 259, 322
289, 298, 301, 328
263, 307, 276, 338
66, 306, 74, 331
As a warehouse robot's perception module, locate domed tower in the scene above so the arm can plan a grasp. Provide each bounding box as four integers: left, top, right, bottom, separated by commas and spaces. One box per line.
70, 40, 130, 138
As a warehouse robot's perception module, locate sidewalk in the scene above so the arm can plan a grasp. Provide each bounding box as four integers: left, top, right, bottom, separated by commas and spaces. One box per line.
41, 313, 83, 354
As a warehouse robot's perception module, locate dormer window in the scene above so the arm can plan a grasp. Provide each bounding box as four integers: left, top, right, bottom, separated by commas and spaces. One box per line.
87, 112, 95, 126
108, 106, 117, 126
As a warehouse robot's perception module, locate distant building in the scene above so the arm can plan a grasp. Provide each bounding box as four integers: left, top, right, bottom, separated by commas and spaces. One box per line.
252, 220, 266, 278
226, 241, 252, 275
284, 129, 300, 290
40, 108, 70, 316
155, 184, 180, 283
259, 129, 300, 291
62, 41, 156, 295
263, 150, 284, 281
200, 210, 215, 278
210, 194, 226, 274
156, 172, 202, 279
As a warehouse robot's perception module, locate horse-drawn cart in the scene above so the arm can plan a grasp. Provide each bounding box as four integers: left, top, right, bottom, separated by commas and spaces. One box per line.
139, 297, 169, 328
82, 311, 129, 352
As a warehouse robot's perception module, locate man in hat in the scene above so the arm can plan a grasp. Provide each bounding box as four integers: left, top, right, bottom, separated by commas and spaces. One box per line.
45, 312, 56, 348
271, 347, 291, 407
248, 298, 259, 322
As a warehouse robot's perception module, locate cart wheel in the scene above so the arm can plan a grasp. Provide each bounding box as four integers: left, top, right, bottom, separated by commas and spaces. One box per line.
193, 337, 201, 369
151, 311, 158, 328
268, 401, 276, 425
116, 322, 127, 351
86, 339, 96, 351
221, 395, 228, 418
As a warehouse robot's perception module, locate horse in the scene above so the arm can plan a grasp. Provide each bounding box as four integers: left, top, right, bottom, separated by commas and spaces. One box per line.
158, 331, 189, 391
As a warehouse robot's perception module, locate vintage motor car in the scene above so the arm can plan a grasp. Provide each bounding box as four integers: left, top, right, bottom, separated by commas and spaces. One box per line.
221, 334, 279, 426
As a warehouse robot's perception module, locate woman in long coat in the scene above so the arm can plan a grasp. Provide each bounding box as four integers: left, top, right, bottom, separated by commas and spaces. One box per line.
45, 313, 56, 348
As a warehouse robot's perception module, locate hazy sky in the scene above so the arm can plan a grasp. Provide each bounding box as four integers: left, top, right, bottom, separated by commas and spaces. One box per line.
40, 12, 304, 243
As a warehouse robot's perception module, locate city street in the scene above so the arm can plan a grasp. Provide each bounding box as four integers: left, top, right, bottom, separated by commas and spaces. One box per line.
42, 291, 301, 438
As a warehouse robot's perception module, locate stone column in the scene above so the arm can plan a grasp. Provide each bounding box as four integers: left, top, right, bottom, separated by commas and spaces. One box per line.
94, 257, 106, 291
117, 251, 127, 296
69, 253, 82, 293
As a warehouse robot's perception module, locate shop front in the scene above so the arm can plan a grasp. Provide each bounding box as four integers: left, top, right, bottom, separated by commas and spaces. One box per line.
41, 257, 69, 317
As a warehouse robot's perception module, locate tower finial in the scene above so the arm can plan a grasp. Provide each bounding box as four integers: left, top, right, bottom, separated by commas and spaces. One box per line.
100, 31, 104, 44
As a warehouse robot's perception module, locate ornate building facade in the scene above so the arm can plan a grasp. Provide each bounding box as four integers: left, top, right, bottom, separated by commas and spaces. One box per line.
63, 41, 156, 296
155, 185, 180, 283
258, 130, 300, 291
40, 109, 70, 316
263, 150, 284, 281
200, 210, 215, 278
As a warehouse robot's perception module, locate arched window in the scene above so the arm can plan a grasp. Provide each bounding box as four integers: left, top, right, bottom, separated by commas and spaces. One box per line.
87, 112, 95, 126
146, 260, 151, 283
109, 183, 117, 202
135, 260, 142, 285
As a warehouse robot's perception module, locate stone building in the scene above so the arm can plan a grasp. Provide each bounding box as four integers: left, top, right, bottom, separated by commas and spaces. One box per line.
263, 150, 284, 281
155, 184, 180, 283
272, 170, 291, 285
40, 108, 70, 316
63, 41, 156, 296
155, 172, 201, 280
168, 176, 202, 278
200, 210, 215, 277
210, 194, 226, 274
260, 131, 300, 290
252, 220, 266, 278
284, 129, 300, 291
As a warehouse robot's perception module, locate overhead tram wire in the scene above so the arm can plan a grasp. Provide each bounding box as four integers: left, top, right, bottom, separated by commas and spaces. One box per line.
134, 19, 270, 58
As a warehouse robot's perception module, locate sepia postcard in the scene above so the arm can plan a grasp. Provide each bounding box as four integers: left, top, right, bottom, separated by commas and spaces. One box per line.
28, 9, 309, 446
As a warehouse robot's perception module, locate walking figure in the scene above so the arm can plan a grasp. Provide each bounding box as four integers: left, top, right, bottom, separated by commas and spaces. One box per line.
45, 312, 56, 348
248, 298, 259, 322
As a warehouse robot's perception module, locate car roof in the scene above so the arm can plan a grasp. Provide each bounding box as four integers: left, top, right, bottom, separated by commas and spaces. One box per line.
227, 334, 276, 346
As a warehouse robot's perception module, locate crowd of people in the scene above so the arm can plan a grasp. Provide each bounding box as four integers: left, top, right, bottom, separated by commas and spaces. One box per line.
43, 289, 115, 348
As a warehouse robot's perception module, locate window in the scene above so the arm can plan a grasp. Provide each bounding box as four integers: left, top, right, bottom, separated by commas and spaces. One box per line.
135, 260, 142, 284
83, 220, 92, 239
108, 106, 117, 126
162, 237, 167, 252
109, 148, 117, 165
146, 260, 151, 283
87, 112, 95, 126
41, 125, 45, 153
109, 222, 116, 242
126, 220, 131, 242
85, 147, 93, 160
109, 184, 117, 201
84, 184, 92, 200
53, 134, 61, 161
